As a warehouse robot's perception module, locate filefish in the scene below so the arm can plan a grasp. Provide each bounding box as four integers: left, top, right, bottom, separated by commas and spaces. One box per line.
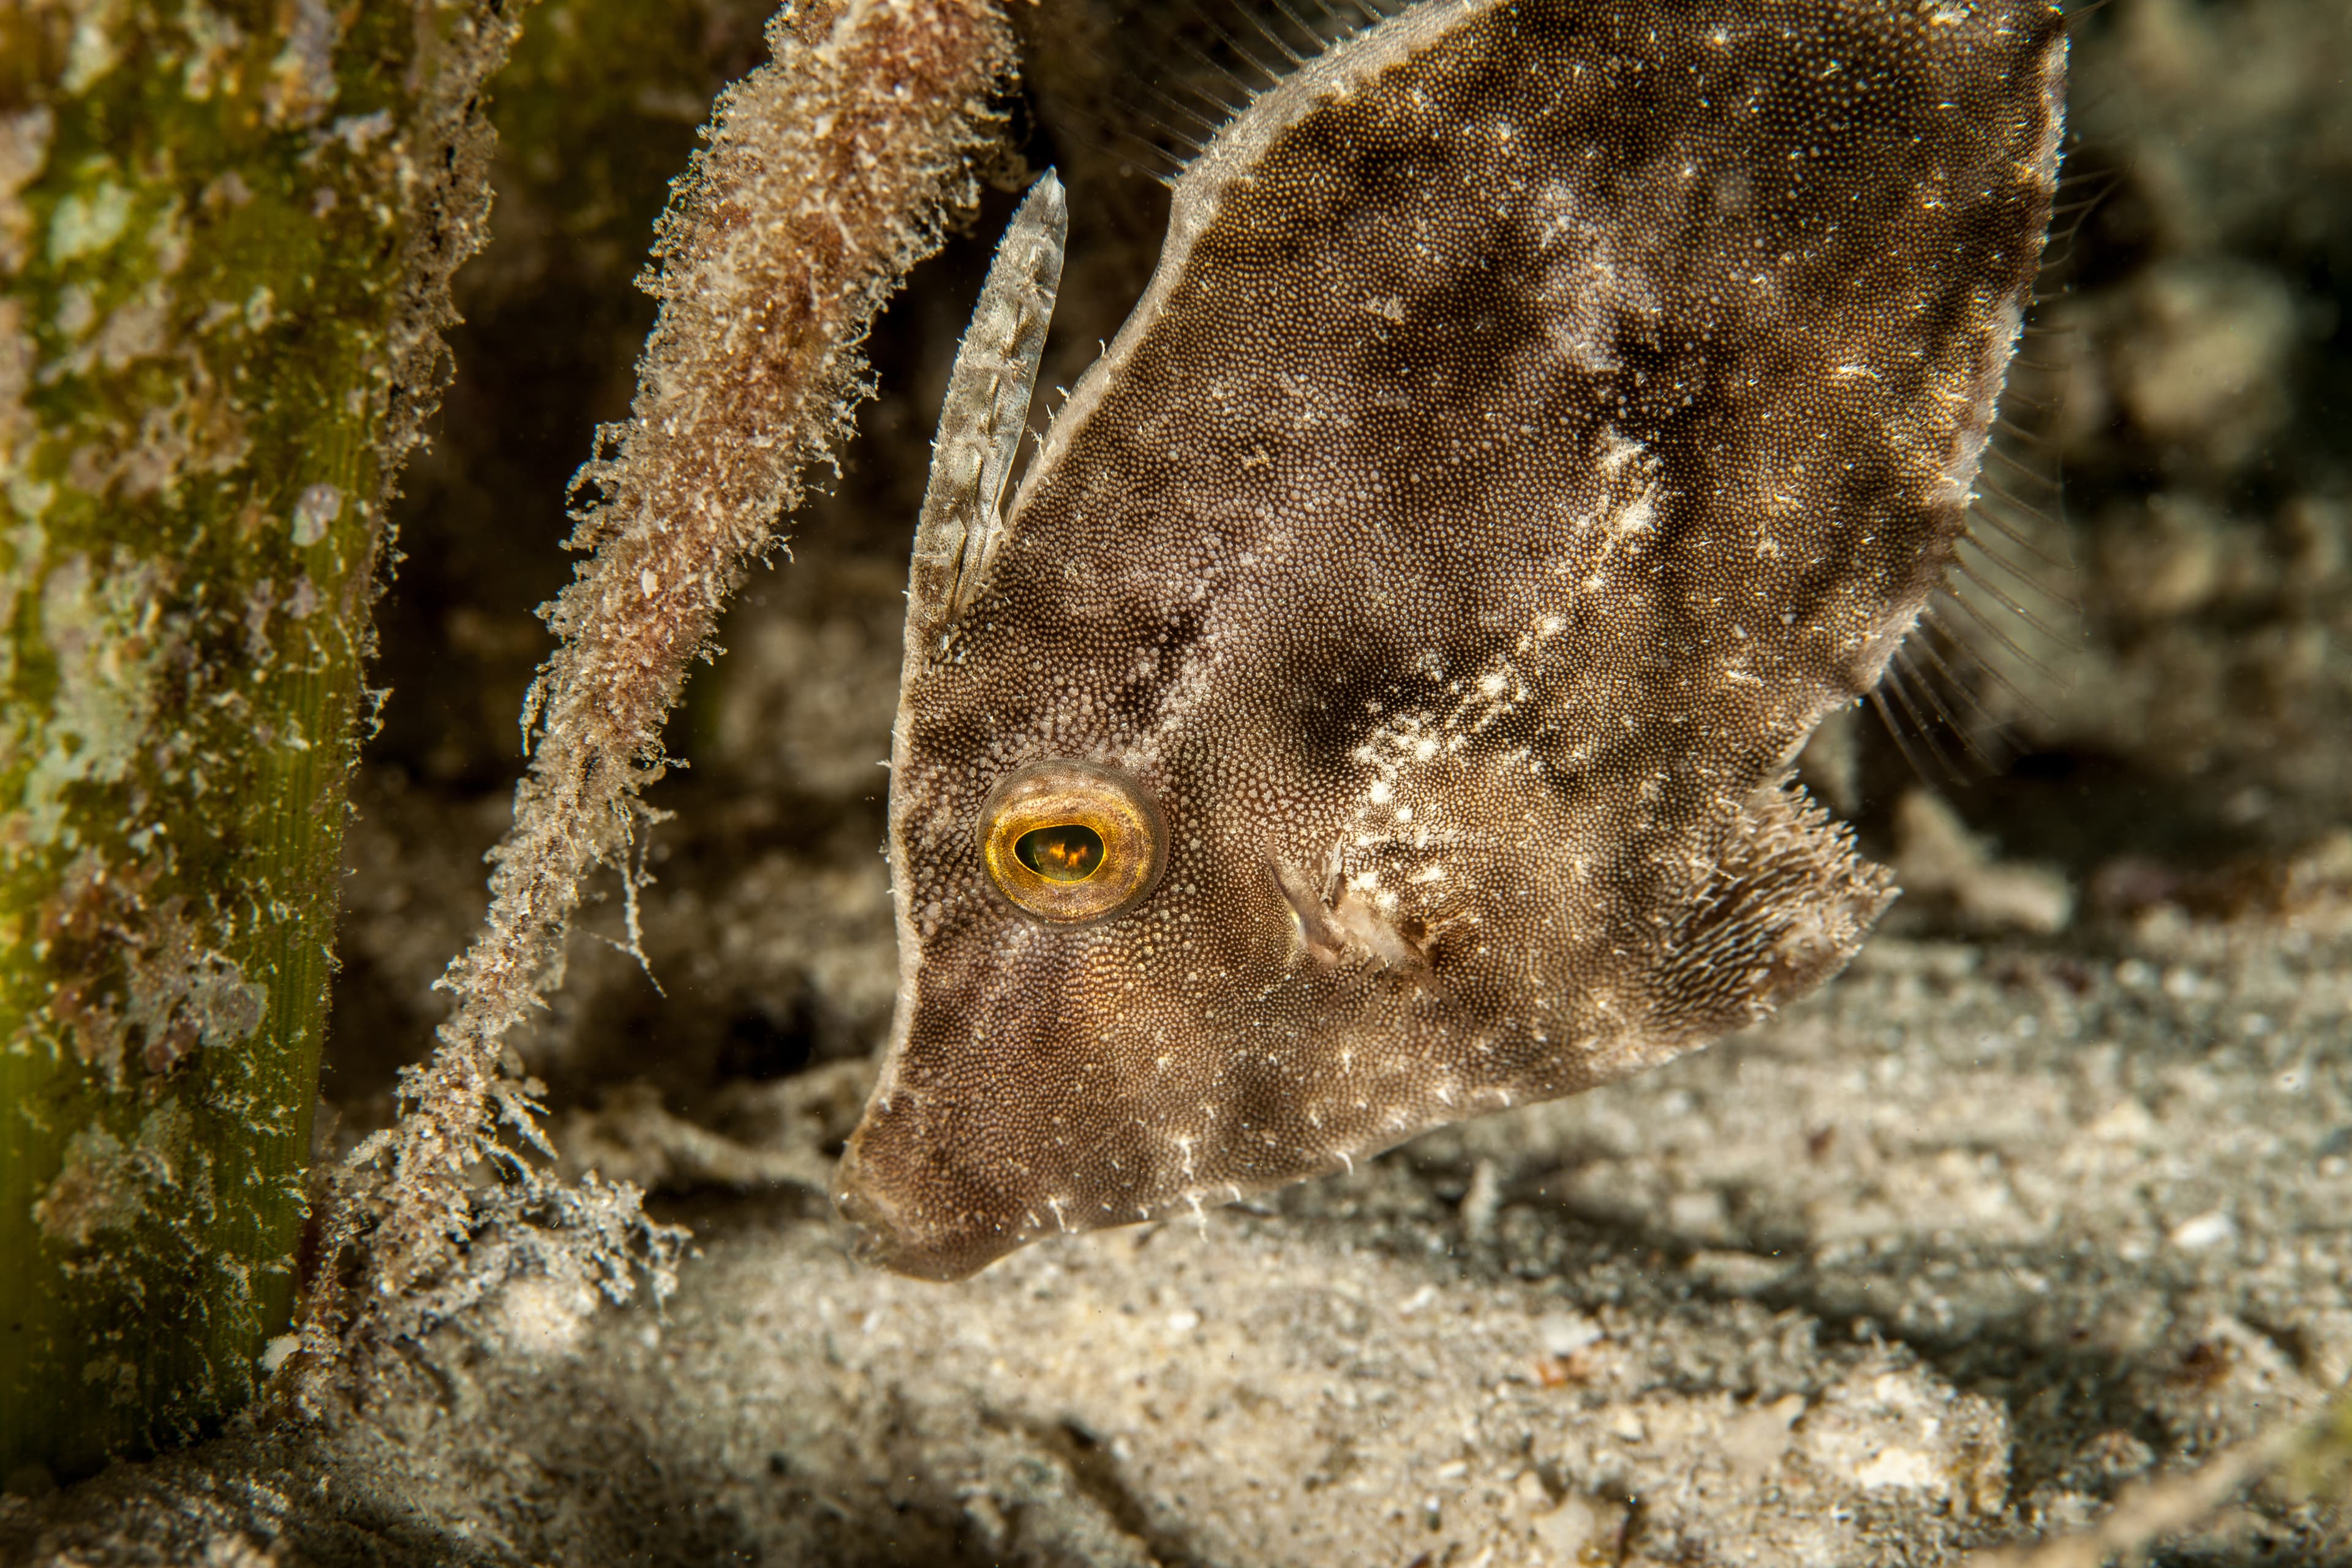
835, 0, 2067, 1280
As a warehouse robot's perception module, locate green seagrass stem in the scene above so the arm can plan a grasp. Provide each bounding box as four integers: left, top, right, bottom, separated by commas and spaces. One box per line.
0, 0, 519, 1483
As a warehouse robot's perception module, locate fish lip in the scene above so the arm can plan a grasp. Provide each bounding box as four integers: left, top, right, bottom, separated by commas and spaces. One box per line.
829, 1139, 1017, 1283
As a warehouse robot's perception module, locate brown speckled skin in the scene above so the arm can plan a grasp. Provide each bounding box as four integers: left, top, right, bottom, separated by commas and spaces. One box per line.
837, 0, 2066, 1280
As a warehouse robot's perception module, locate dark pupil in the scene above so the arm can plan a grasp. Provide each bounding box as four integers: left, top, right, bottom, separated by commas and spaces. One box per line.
1016, 824, 1104, 882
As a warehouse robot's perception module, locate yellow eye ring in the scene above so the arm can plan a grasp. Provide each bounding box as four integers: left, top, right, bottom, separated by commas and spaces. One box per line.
978, 760, 1167, 925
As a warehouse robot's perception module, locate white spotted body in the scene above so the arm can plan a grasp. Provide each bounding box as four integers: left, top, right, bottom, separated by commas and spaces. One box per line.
839, 0, 2068, 1280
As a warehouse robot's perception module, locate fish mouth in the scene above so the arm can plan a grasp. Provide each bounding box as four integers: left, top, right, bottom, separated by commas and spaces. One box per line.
830, 1121, 1025, 1283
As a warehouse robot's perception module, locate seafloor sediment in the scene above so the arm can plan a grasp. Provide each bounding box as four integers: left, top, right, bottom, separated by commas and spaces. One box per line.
9, 904, 2352, 1564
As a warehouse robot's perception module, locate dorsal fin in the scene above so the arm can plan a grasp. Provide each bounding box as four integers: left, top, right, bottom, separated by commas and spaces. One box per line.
904, 172, 1068, 659
1018, 0, 1401, 186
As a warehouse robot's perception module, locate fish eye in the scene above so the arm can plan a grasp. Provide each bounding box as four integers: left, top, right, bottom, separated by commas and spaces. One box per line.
978, 760, 1166, 924
1016, 823, 1103, 881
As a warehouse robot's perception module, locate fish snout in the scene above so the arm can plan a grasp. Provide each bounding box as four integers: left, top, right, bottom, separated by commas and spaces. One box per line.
831, 1098, 1028, 1281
